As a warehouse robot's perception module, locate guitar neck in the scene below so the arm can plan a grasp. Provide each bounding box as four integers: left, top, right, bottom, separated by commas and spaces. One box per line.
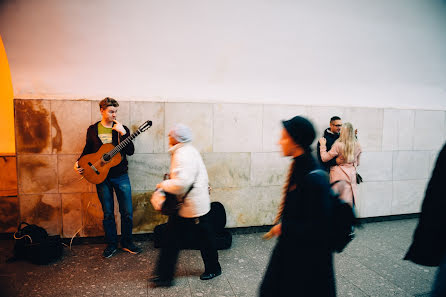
108, 129, 141, 158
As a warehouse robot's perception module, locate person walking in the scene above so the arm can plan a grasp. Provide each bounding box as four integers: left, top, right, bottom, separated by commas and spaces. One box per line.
150, 123, 221, 287
405, 142, 446, 297
259, 116, 336, 297
319, 122, 361, 206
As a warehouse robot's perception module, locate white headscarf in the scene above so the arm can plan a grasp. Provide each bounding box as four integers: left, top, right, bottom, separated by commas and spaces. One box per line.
169, 123, 193, 143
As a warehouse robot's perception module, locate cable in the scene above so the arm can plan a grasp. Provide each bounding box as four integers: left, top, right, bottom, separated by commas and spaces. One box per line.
13, 232, 32, 243
68, 201, 91, 250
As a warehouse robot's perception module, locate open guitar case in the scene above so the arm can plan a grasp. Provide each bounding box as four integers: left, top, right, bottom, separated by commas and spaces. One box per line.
154, 201, 232, 250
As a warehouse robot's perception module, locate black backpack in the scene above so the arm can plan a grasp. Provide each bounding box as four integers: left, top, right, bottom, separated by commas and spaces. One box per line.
13, 222, 64, 265
309, 170, 359, 253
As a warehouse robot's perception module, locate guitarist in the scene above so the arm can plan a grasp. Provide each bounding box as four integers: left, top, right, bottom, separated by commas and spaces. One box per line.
74, 97, 142, 258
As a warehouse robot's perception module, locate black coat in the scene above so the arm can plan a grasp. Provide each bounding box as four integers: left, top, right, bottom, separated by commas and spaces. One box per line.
78, 121, 135, 178
316, 129, 340, 172
260, 153, 336, 297
404, 142, 446, 266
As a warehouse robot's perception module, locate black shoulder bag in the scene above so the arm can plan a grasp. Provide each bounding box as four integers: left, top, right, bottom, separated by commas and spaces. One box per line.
161, 166, 199, 216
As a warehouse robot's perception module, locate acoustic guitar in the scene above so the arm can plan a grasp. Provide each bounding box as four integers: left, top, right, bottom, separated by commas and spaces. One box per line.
78, 120, 152, 184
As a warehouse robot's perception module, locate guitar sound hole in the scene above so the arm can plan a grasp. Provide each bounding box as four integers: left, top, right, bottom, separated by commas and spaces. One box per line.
103, 154, 111, 162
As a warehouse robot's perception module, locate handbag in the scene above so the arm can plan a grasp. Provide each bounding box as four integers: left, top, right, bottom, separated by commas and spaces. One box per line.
153, 167, 199, 216
161, 191, 184, 216
356, 173, 363, 184
354, 164, 362, 184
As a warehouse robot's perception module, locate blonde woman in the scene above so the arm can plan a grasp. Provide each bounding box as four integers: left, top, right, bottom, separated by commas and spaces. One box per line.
319, 122, 362, 206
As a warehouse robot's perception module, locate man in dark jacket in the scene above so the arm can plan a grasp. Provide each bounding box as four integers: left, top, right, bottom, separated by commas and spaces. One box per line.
405, 142, 446, 296
74, 97, 141, 258
260, 116, 336, 297
317, 116, 342, 172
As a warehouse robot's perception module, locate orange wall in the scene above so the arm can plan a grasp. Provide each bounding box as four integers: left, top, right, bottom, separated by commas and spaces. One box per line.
0, 35, 15, 154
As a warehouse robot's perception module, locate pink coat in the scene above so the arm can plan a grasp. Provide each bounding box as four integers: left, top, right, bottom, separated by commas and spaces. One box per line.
320, 141, 362, 205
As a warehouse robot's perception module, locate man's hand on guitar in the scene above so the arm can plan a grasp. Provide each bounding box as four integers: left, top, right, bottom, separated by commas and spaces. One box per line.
112, 120, 126, 136
74, 161, 84, 175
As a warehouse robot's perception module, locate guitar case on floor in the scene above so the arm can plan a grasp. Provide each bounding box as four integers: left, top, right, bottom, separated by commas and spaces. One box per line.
154, 201, 232, 250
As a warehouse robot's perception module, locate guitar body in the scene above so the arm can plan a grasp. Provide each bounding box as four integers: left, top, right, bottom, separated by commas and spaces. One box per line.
78, 143, 122, 184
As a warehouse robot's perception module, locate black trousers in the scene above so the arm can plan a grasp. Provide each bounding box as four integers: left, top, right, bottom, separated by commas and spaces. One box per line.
259, 241, 336, 297
155, 212, 221, 280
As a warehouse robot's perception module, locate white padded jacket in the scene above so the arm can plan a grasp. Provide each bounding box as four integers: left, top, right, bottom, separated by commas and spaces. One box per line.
159, 142, 210, 218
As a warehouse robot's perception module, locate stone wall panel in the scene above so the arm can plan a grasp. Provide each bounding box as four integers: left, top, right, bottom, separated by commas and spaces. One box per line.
15, 100, 52, 154
17, 155, 58, 194
19, 194, 61, 235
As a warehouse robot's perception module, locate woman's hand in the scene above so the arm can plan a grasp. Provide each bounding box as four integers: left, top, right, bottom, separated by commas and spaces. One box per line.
336, 156, 344, 165
319, 137, 327, 146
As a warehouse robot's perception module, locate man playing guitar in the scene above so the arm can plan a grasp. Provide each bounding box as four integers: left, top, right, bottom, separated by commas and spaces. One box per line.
74, 97, 142, 258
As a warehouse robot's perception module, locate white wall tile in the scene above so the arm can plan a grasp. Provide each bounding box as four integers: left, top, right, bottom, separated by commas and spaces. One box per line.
444, 111, 446, 143
392, 151, 431, 180
61, 193, 83, 238
202, 153, 250, 188
344, 107, 383, 152
392, 180, 427, 214
17, 155, 58, 194
51, 100, 91, 154
165, 103, 213, 152
130, 102, 165, 153
213, 104, 262, 152
306, 106, 346, 139
429, 150, 440, 177
262, 104, 307, 152
358, 152, 392, 182
356, 181, 392, 218
57, 155, 92, 193
413, 110, 445, 151
127, 153, 170, 191
250, 152, 290, 186
211, 186, 282, 227
382, 109, 414, 151
19, 194, 62, 235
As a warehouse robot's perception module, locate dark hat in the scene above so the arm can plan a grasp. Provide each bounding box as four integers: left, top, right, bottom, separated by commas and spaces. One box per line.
282, 116, 316, 150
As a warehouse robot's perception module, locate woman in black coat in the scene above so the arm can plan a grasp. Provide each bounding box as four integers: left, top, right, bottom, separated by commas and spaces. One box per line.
259, 116, 336, 297
405, 142, 446, 296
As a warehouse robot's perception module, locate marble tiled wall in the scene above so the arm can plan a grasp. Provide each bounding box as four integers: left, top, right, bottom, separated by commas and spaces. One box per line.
0, 155, 19, 233
13, 99, 446, 236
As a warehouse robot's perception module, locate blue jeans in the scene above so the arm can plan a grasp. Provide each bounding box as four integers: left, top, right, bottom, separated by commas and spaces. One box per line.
96, 173, 133, 247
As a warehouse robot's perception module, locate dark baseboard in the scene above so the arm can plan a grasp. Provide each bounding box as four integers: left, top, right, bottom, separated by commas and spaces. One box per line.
358, 213, 419, 223
0, 213, 420, 243
227, 225, 272, 235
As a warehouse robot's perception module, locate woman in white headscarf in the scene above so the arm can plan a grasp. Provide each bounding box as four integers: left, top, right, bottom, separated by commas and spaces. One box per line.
150, 124, 221, 287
